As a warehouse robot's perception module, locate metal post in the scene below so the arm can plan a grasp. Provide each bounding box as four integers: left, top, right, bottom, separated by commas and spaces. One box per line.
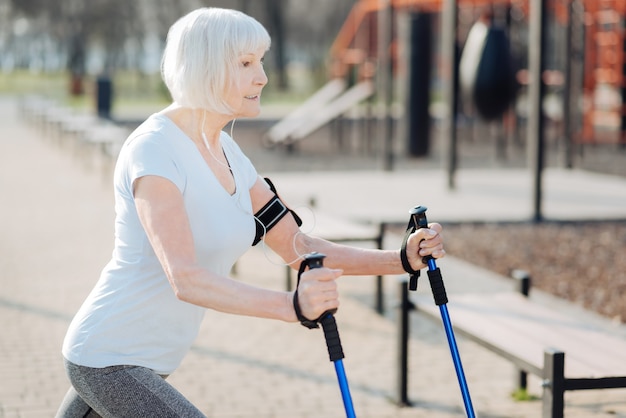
377, 0, 394, 171
441, 0, 458, 189
406, 13, 433, 158
511, 269, 531, 389
511, 269, 531, 297
542, 348, 566, 418
396, 277, 412, 406
528, 0, 548, 222
375, 222, 386, 314
563, 0, 574, 169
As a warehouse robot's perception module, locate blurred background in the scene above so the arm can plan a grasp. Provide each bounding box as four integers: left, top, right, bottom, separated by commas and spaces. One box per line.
0, 0, 353, 111
1, 3, 626, 416
3, 0, 626, 176
3, 0, 626, 322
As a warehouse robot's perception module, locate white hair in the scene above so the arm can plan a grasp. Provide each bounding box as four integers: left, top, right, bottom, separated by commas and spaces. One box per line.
161, 8, 271, 113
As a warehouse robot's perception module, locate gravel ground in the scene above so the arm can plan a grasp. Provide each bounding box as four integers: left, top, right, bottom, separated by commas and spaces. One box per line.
441, 220, 626, 324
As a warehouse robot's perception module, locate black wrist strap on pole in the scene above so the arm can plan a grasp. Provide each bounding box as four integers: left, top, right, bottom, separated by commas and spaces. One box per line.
400, 216, 421, 291
293, 260, 321, 329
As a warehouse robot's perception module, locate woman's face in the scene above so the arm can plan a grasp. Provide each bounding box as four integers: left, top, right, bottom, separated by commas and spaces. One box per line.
224, 48, 268, 118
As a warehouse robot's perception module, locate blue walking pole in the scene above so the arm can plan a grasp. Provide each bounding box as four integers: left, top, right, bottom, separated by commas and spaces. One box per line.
402, 206, 475, 417
297, 253, 356, 418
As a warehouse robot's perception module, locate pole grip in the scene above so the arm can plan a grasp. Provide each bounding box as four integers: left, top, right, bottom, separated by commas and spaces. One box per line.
427, 267, 448, 306
320, 314, 345, 362
410, 207, 448, 305
301, 253, 343, 361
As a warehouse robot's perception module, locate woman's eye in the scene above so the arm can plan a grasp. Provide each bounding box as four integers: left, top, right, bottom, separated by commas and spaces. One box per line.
242, 61, 251, 67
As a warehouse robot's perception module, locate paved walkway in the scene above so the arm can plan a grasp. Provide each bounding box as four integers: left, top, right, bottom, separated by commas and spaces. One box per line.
1, 96, 626, 417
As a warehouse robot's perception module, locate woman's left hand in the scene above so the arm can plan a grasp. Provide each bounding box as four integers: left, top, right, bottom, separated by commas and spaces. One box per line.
405, 222, 445, 271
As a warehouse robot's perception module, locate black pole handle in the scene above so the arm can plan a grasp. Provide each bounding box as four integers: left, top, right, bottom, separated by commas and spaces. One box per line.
409, 206, 433, 264
301, 253, 344, 362
302, 253, 337, 317
408, 206, 448, 306
304, 252, 326, 269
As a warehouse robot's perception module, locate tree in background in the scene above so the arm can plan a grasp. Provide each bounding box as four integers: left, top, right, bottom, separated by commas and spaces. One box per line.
2, 0, 353, 96
8, 0, 141, 95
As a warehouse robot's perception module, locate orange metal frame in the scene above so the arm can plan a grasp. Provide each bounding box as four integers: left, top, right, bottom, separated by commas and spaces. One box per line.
330, 0, 626, 143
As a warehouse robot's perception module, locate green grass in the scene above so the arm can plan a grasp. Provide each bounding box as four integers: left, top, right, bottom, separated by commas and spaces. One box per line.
0, 70, 169, 109
0, 68, 322, 108
0, 70, 66, 97
511, 388, 540, 402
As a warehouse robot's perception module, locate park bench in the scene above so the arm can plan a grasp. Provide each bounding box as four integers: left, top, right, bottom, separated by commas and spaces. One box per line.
20, 95, 128, 161
397, 272, 626, 418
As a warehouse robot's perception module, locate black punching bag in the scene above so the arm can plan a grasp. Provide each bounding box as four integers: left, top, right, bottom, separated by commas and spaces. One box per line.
460, 20, 517, 121
407, 13, 432, 157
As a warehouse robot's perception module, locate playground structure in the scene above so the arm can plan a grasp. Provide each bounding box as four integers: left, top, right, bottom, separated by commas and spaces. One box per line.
268, 0, 626, 149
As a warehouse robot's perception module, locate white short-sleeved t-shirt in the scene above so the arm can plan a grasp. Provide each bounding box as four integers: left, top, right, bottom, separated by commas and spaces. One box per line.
62, 114, 258, 375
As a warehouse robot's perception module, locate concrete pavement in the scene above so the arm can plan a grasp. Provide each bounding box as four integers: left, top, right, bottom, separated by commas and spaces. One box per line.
1, 96, 626, 417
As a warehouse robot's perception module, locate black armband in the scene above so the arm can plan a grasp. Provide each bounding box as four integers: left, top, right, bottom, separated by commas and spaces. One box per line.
252, 177, 302, 246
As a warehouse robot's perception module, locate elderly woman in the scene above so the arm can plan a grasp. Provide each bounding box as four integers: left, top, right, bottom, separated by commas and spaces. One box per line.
56, 7, 444, 417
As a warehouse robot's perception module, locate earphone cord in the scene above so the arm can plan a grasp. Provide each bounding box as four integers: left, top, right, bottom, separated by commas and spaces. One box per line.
201, 111, 231, 170
222, 117, 315, 268
252, 205, 315, 268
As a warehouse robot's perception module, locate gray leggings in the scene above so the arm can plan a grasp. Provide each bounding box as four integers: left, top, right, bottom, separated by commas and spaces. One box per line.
56, 359, 205, 418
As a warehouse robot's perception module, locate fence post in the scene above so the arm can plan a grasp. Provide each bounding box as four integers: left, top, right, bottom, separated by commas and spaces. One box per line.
396, 276, 414, 406
542, 348, 565, 418
511, 269, 531, 389
512, 269, 531, 297
375, 222, 386, 314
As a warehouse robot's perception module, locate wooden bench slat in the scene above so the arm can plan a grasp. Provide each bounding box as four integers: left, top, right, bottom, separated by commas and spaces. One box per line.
478, 293, 626, 376
415, 292, 626, 379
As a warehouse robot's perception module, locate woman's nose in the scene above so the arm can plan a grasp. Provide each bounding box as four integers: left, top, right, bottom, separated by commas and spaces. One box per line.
256, 67, 268, 86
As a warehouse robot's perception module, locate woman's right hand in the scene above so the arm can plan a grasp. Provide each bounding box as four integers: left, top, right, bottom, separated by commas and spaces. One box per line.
295, 267, 342, 321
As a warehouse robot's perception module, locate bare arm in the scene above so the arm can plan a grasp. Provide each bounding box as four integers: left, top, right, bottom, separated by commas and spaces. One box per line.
133, 175, 339, 322
250, 177, 445, 275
